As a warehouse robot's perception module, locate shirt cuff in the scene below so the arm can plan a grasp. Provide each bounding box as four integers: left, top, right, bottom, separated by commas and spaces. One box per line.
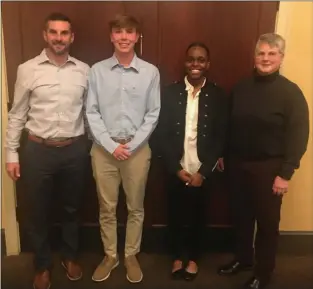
6, 150, 19, 163
278, 163, 295, 181
103, 140, 120, 154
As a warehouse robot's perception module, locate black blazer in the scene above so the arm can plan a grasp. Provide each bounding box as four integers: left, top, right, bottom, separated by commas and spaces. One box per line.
155, 80, 228, 178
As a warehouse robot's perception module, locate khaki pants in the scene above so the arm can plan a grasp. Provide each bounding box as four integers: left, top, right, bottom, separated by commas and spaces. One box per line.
91, 142, 151, 257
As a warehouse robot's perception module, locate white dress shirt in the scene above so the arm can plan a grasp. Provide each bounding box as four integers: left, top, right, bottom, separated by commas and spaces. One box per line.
5, 49, 90, 163
180, 76, 206, 175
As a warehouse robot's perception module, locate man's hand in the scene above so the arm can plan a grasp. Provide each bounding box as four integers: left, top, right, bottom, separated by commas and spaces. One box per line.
216, 157, 224, 172
272, 176, 289, 196
190, 172, 204, 187
6, 162, 20, 181
112, 144, 130, 161
177, 169, 192, 183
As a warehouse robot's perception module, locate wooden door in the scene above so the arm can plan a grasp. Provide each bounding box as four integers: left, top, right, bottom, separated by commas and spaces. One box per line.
156, 1, 278, 225
1, 1, 278, 249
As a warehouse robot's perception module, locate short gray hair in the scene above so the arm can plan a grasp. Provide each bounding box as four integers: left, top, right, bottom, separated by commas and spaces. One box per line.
255, 33, 286, 54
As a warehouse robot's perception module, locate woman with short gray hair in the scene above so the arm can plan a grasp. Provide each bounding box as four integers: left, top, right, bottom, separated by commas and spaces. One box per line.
217, 33, 309, 289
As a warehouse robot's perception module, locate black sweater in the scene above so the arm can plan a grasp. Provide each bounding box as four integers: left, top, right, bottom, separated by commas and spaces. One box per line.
228, 70, 309, 180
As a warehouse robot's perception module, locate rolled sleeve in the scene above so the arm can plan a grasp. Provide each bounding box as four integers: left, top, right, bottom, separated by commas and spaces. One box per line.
5, 65, 31, 163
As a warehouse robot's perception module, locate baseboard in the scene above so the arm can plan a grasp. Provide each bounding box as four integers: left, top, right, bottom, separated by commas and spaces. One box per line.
1, 228, 6, 257
18, 225, 313, 256
278, 231, 313, 255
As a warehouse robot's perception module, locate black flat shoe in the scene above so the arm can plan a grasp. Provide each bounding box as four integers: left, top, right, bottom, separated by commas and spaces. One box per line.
171, 268, 184, 280
240, 276, 269, 289
218, 260, 253, 276
183, 270, 198, 281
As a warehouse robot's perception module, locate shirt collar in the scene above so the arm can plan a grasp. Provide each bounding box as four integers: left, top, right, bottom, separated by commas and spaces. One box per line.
184, 76, 206, 92
110, 53, 139, 72
37, 49, 77, 65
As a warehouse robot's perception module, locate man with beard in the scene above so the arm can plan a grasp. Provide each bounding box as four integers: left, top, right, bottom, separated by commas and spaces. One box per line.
86, 14, 160, 284
5, 12, 89, 289
157, 42, 228, 281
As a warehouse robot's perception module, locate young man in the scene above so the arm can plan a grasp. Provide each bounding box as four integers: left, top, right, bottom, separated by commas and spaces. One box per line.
5, 12, 90, 289
157, 42, 228, 281
86, 15, 160, 283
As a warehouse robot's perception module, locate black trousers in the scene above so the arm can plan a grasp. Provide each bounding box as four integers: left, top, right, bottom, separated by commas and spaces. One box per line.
227, 157, 283, 281
167, 175, 207, 262
21, 137, 89, 272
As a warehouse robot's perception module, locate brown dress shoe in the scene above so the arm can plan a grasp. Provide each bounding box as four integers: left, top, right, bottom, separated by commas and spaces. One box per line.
33, 270, 51, 289
62, 260, 83, 281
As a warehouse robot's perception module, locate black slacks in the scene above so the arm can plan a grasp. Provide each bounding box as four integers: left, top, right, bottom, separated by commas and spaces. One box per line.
228, 157, 283, 281
21, 137, 89, 272
167, 174, 207, 262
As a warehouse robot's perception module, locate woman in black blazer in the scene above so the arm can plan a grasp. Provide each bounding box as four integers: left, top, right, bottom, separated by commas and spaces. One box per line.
157, 42, 228, 281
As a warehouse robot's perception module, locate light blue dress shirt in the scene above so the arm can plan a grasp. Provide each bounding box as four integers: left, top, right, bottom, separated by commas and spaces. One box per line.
86, 54, 161, 154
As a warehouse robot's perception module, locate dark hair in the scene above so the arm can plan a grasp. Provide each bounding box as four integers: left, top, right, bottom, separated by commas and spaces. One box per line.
109, 14, 141, 34
44, 12, 72, 30
186, 42, 210, 59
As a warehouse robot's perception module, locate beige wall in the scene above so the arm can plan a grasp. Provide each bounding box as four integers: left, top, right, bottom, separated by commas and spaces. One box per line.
276, 2, 313, 231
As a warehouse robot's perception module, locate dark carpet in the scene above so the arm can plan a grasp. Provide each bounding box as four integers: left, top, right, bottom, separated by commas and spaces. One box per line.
2, 251, 313, 289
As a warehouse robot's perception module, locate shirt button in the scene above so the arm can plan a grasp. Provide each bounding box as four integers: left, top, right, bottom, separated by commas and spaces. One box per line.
176, 132, 180, 135
204, 125, 207, 128
203, 134, 206, 137
204, 114, 208, 117
122, 87, 125, 91
179, 102, 182, 105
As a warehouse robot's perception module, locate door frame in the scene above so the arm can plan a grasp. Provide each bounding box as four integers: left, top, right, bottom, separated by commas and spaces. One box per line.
1, 23, 21, 256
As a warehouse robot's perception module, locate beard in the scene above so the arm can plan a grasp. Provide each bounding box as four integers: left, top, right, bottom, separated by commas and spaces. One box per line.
49, 41, 69, 55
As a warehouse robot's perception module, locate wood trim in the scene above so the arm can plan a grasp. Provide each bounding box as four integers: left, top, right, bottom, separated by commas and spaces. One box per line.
1, 23, 21, 256
1, 2, 23, 105
257, 1, 279, 36
1, 229, 6, 257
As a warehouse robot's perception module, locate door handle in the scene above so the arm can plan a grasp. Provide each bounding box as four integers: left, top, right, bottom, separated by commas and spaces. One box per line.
140, 33, 143, 56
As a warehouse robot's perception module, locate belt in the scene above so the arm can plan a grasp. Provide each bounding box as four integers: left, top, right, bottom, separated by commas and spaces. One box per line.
28, 134, 80, 147
111, 137, 132, 145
